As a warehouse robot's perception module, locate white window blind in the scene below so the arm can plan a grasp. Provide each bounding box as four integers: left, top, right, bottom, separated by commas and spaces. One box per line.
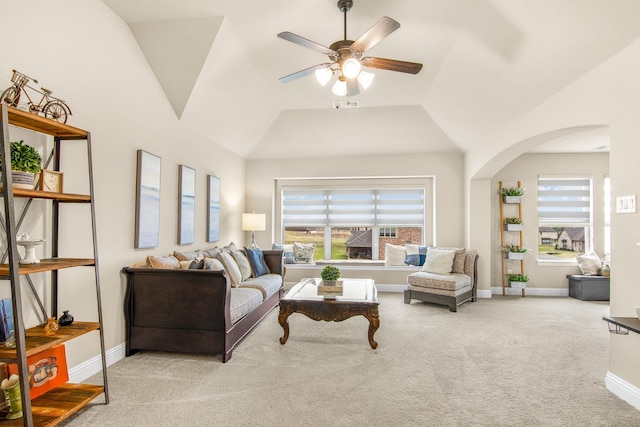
538, 177, 592, 225
282, 187, 424, 227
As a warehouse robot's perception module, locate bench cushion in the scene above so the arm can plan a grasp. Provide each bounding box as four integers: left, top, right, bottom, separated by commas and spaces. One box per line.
407, 271, 471, 291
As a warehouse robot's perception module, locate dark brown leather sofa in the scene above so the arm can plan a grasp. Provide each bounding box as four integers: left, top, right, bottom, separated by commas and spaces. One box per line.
123, 250, 283, 362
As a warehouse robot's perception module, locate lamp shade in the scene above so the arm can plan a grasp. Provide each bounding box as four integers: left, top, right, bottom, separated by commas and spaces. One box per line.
242, 213, 266, 231
315, 67, 333, 86
331, 79, 348, 96
342, 58, 361, 79
357, 70, 375, 89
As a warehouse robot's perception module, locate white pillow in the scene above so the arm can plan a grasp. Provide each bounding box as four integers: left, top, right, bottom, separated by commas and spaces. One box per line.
217, 251, 243, 287
422, 248, 455, 274
384, 243, 407, 266
575, 251, 601, 275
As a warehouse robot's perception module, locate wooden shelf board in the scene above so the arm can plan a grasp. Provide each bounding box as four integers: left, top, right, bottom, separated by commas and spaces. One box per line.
0, 322, 100, 362
0, 188, 90, 202
3, 106, 87, 139
0, 383, 104, 426
0, 258, 95, 278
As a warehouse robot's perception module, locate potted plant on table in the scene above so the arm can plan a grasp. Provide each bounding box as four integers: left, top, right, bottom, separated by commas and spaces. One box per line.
500, 186, 524, 203
502, 245, 531, 260
504, 217, 523, 231
508, 273, 529, 289
320, 265, 341, 286
0, 140, 42, 189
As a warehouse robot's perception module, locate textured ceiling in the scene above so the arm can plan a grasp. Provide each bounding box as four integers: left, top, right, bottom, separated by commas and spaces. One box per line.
101, 0, 640, 159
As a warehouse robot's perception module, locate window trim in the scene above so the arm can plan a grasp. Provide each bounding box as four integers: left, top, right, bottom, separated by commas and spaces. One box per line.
537, 175, 593, 262
274, 176, 435, 260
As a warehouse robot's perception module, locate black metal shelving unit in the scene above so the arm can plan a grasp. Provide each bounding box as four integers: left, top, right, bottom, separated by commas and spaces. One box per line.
0, 105, 108, 426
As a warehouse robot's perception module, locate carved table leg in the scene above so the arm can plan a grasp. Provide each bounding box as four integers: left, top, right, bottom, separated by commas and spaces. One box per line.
365, 307, 380, 349
278, 304, 292, 345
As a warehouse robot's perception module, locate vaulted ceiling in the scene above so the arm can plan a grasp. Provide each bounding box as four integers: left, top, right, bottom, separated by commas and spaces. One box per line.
101, 0, 640, 159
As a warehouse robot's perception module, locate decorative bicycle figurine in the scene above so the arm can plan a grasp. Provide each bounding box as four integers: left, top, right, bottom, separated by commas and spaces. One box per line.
1, 69, 72, 124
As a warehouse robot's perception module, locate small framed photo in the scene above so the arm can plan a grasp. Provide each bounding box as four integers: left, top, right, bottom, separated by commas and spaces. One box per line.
40, 170, 63, 193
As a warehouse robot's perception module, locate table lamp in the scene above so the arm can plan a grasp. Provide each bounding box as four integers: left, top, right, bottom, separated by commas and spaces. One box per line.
242, 212, 265, 248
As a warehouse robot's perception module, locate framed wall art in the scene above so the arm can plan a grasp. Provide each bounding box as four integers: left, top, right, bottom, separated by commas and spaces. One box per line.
135, 150, 162, 249
178, 165, 196, 245
207, 175, 220, 242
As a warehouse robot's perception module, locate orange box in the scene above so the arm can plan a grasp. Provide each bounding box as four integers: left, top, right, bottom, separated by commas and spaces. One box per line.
6, 345, 68, 400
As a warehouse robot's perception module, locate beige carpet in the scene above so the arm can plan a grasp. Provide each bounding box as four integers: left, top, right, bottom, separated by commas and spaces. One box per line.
62, 293, 640, 426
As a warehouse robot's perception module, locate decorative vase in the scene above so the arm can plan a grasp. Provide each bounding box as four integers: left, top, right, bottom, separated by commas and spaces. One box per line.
10, 171, 34, 190
1, 374, 23, 420
503, 195, 522, 204
58, 310, 74, 326
43, 317, 59, 336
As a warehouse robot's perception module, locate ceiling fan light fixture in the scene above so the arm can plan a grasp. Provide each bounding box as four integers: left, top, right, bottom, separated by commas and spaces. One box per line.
315, 67, 334, 86
357, 70, 374, 89
342, 58, 361, 79
332, 79, 348, 96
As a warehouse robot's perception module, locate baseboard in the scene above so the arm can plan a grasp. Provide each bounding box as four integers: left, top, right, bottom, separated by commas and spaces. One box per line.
68, 342, 126, 383
605, 371, 640, 410
477, 289, 492, 299
376, 284, 405, 292
491, 287, 569, 297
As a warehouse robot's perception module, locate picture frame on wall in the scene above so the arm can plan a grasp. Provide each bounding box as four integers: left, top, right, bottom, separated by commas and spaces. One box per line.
207, 175, 220, 242
178, 165, 196, 245
135, 150, 162, 249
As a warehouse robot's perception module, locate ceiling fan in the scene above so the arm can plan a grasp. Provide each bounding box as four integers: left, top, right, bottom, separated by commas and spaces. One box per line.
277, 0, 423, 97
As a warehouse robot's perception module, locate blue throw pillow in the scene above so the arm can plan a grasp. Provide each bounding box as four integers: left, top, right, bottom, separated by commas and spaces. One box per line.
245, 247, 271, 277
405, 245, 428, 266
272, 243, 296, 264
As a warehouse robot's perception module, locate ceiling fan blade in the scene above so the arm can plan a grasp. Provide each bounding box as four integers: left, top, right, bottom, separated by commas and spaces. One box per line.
361, 57, 423, 74
350, 17, 400, 53
277, 32, 335, 55
347, 79, 360, 97
279, 63, 333, 83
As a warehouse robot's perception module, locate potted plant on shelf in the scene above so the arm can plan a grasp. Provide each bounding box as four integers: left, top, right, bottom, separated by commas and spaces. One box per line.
504, 217, 523, 231
508, 273, 529, 289
502, 245, 530, 260
320, 265, 341, 286
500, 186, 524, 203
0, 140, 42, 189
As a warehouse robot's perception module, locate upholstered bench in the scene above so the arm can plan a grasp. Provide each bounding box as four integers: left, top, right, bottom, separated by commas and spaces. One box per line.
404, 249, 478, 312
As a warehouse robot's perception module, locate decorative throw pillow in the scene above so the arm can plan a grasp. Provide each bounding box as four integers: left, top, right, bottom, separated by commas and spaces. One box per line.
173, 250, 200, 261
385, 243, 407, 266
575, 251, 601, 275
146, 255, 180, 269
204, 257, 225, 271
451, 248, 467, 274
217, 252, 243, 287
245, 247, 271, 277
405, 244, 428, 266
231, 249, 253, 281
422, 248, 455, 274
273, 243, 296, 264
293, 242, 316, 264
201, 247, 221, 258
179, 260, 193, 269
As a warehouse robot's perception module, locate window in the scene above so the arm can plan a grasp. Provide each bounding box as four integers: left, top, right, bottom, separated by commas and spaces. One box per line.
379, 227, 397, 237
277, 178, 431, 261
537, 177, 592, 261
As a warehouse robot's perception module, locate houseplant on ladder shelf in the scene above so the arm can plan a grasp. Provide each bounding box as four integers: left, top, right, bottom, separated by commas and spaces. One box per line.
0, 140, 42, 189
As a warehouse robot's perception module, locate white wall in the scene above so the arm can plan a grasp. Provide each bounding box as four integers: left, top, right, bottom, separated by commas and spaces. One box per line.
465, 24, 640, 402
0, 1, 247, 369
492, 153, 609, 293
